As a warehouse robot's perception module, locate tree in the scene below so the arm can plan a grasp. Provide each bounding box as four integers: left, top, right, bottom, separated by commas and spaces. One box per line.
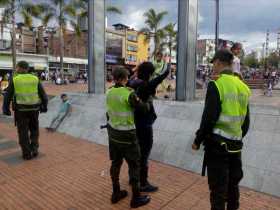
0, 0, 42, 71
141, 9, 168, 57
68, 0, 122, 58
31, 0, 77, 78
75, 0, 122, 17
162, 23, 177, 63
243, 51, 259, 68
267, 51, 280, 68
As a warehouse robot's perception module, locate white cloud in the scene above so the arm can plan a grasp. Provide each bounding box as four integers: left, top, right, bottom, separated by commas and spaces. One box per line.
198, 12, 204, 24
114, 6, 146, 30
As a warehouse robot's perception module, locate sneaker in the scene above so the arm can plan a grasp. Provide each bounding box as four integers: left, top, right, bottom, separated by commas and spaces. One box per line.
111, 190, 128, 204
140, 182, 158, 193
130, 195, 150, 208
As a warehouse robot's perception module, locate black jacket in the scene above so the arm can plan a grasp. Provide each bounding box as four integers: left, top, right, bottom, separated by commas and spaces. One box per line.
194, 71, 250, 152
2, 74, 48, 115
128, 66, 170, 127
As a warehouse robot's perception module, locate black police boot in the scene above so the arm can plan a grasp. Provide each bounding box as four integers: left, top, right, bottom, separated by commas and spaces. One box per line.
140, 166, 158, 193
130, 183, 150, 208
22, 153, 32, 160
111, 183, 128, 204
111, 190, 128, 204
140, 181, 159, 193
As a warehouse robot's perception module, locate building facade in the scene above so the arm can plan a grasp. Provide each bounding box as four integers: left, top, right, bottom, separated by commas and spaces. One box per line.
112, 23, 149, 66
197, 39, 234, 65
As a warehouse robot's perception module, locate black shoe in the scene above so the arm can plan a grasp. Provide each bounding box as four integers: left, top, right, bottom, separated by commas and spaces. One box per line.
140, 182, 158, 193
130, 195, 150, 208
111, 190, 128, 204
22, 153, 33, 160
32, 149, 39, 158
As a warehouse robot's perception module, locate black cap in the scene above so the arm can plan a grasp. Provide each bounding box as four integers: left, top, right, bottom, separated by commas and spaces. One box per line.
210, 49, 234, 64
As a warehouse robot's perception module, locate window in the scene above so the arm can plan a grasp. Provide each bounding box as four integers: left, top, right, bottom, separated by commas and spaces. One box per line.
127, 45, 137, 52
127, 55, 137, 62
127, 34, 137, 42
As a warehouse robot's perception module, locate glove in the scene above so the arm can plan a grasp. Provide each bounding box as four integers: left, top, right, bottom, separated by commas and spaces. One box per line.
40, 105, 48, 113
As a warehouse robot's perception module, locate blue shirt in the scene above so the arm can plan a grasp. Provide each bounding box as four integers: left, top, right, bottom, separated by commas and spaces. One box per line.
58, 100, 71, 114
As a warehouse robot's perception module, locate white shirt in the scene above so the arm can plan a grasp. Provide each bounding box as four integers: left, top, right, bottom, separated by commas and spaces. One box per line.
232, 55, 241, 75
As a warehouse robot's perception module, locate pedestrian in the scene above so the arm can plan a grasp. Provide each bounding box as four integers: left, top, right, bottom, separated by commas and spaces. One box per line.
106, 67, 151, 208
127, 61, 170, 192
2, 61, 48, 160
192, 50, 251, 210
46, 93, 72, 132
231, 43, 243, 80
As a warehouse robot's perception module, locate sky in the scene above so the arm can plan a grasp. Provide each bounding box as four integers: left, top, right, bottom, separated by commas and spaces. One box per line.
107, 0, 280, 53
4, 0, 280, 54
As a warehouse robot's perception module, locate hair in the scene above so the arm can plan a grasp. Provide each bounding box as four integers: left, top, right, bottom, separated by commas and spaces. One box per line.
213, 49, 234, 66
156, 51, 163, 57
61, 93, 67, 99
137, 62, 155, 81
17, 61, 29, 70
231, 42, 242, 51
112, 67, 129, 81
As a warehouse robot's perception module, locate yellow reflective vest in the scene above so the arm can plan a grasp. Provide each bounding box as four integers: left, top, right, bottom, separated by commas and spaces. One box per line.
213, 73, 251, 142
13, 74, 41, 106
106, 86, 135, 131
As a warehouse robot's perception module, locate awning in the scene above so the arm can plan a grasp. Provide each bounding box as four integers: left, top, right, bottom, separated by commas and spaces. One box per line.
34, 64, 47, 71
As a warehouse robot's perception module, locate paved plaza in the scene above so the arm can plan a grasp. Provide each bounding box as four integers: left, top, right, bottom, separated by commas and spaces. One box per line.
0, 83, 280, 209
0, 120, 279, 210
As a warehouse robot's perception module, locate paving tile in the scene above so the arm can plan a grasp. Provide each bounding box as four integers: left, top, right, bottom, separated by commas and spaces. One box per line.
0, 122, 279, 210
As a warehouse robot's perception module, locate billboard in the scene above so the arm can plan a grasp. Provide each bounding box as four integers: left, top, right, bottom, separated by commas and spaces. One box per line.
106, 32, 123, 64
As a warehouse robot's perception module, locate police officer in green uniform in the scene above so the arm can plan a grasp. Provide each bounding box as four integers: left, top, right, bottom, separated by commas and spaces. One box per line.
192, 50, 251, 210
106, 67, 150, 208
2, 61, 48, 160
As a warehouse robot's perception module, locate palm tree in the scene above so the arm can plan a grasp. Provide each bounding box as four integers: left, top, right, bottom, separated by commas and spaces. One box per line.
162, 23, 177, 63
75, 0, 122, 18
69, 0, 122, 57
0, 0, 42, 71
32, 0, 76, 78
141, 9, 168, 57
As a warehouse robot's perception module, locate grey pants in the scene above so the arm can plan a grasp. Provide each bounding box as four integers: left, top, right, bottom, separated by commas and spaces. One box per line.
49, 113, 66, 131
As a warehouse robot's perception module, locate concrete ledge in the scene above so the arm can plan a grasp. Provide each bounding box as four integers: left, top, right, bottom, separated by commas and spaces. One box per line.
40, 93, 280, 197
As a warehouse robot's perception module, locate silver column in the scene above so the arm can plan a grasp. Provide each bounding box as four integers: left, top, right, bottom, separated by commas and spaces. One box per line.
215, 0, 220, 52
176, 0, 198, 101
88, 0, 106, 94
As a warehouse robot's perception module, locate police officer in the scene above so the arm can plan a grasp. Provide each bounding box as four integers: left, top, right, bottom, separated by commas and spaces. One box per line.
2, 61, 48, 160
192, 50, 250, 210
128, 62, 170, 192
106, 67, 150, 208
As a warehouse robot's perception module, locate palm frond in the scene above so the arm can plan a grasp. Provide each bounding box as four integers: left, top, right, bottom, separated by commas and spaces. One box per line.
70, 20, 81, 37
0, 0, 11, 7
21, 9, 33, 28
106, 6, 122, 14
42, 13, 55, 27
156, 11, 168, 23
63, 4, 76, 17
79, 10, 87, 18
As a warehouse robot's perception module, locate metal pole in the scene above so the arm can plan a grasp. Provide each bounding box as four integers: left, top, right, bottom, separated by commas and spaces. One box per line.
215, 0, 219, 52
88, 0, 106, 94
176, 0, 198, 101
